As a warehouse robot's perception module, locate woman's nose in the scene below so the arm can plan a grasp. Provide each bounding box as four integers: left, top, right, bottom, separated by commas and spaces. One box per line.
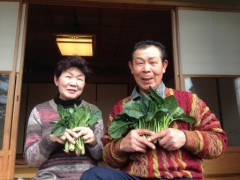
69, 79, 77, 86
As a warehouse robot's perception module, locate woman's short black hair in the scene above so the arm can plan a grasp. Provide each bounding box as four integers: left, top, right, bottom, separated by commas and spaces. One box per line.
54, 56, 92, 80
132, 40, 167, 61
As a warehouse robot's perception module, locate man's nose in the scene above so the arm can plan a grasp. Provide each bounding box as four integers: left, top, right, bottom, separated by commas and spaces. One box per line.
143, 63, 151, 71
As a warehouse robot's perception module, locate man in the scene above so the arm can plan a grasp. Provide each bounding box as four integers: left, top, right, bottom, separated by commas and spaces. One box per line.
80, 40, 227, 180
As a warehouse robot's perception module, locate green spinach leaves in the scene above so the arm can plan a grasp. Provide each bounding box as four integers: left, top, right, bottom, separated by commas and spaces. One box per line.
109, 87, 195, 139
51, 104, 101, 156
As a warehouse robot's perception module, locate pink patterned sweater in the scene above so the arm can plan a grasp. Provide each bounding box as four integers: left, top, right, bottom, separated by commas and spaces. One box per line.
24, 99, 104, 179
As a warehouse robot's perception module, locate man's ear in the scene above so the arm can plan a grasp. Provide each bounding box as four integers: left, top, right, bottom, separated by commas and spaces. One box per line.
163, 60, 168, 72
128, 61, 133, 74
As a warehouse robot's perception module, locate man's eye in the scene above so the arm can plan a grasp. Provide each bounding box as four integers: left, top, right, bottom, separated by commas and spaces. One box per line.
136, 62, 143, 65
150, 61, 157, 65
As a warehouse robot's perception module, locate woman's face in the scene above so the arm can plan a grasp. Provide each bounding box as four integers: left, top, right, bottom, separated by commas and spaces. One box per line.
54, 67, 86, 100
128, 45, 168, 94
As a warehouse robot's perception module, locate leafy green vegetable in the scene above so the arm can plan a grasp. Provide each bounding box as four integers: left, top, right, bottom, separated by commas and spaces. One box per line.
109, 86, 196, 139
51, 104, 101, 156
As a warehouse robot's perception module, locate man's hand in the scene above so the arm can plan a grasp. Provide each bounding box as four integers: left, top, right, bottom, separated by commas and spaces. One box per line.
119, 129, 156, 153
149, 128, 186, 151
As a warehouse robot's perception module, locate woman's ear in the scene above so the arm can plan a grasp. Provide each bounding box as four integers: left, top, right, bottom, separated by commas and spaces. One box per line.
54, 76, 58, 86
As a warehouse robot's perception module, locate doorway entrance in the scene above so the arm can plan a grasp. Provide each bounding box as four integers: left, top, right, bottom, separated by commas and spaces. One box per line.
15, 3, 175, 179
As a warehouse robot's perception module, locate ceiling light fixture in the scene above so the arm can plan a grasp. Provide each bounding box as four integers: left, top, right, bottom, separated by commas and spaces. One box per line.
56, 34, 95, 56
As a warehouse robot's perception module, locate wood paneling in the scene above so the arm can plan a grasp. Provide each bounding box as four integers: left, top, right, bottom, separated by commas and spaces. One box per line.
204, 146, 240, 179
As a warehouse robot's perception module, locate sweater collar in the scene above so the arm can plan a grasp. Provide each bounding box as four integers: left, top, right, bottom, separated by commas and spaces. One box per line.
130, 82, 165, 100
54, 94, 82, 108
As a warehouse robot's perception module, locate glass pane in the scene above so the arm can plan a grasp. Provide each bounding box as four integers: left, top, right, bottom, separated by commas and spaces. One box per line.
0, 74, 9, 150
184, 77, 240, 146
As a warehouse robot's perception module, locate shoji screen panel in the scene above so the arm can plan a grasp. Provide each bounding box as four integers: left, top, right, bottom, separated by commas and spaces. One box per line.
0, 2, 19, 71
178, 10, 240, 75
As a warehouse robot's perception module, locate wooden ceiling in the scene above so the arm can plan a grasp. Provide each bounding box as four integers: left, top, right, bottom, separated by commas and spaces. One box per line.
23, 4, 173, 84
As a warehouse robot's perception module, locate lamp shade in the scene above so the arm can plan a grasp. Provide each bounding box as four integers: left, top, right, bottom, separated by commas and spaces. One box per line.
56, 34, 94, 56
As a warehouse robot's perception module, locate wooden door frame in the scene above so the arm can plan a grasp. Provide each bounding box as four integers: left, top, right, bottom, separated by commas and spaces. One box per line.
0, 2, 28, 179
8, 2, 28, 179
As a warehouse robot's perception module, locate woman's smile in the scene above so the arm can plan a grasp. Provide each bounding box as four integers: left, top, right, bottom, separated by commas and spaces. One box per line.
67, 89, 77, 94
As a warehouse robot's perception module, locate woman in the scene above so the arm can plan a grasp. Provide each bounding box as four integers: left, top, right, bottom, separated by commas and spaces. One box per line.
24, 56, 104, 179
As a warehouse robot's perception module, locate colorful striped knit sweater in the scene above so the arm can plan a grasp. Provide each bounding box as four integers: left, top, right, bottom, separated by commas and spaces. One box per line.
24, 99, 104, 179
102, 87, 227, 179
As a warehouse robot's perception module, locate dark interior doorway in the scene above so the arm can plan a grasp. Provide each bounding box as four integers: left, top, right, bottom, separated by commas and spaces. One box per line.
23, 4, 174, 85
16, 3, 174, 158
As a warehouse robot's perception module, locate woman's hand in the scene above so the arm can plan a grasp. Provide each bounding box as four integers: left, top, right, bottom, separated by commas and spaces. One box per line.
50, 128, 78, 144
119, 129, 156, 153
72, 127, 96, 145
50, 127, 97, 146
149, 128, 186, 151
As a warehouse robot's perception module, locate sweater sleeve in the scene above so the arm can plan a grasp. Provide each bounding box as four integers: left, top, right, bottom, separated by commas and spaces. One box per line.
103, 137, 129, 168
181, 93, 227, 159
23, 107, 59, 167
102, 98, 130, 168
86, 109, 104, 161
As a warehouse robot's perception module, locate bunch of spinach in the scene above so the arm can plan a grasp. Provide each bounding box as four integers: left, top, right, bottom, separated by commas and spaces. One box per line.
51, 104, 101, 156
109, 87, 196, 139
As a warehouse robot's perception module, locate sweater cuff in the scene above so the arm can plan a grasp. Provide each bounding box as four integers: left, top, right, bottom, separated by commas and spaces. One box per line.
43, 134, 60, 150
183, 130, 200, 152
113, 139, 129, 158
86, 139, 98, 148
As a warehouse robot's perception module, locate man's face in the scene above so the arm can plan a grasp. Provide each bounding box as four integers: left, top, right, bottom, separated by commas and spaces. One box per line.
129, 45, 168, 94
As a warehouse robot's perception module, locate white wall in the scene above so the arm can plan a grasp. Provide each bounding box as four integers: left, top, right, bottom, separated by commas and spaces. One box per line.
0, 2, 19, 71
178, 10, 240, 75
